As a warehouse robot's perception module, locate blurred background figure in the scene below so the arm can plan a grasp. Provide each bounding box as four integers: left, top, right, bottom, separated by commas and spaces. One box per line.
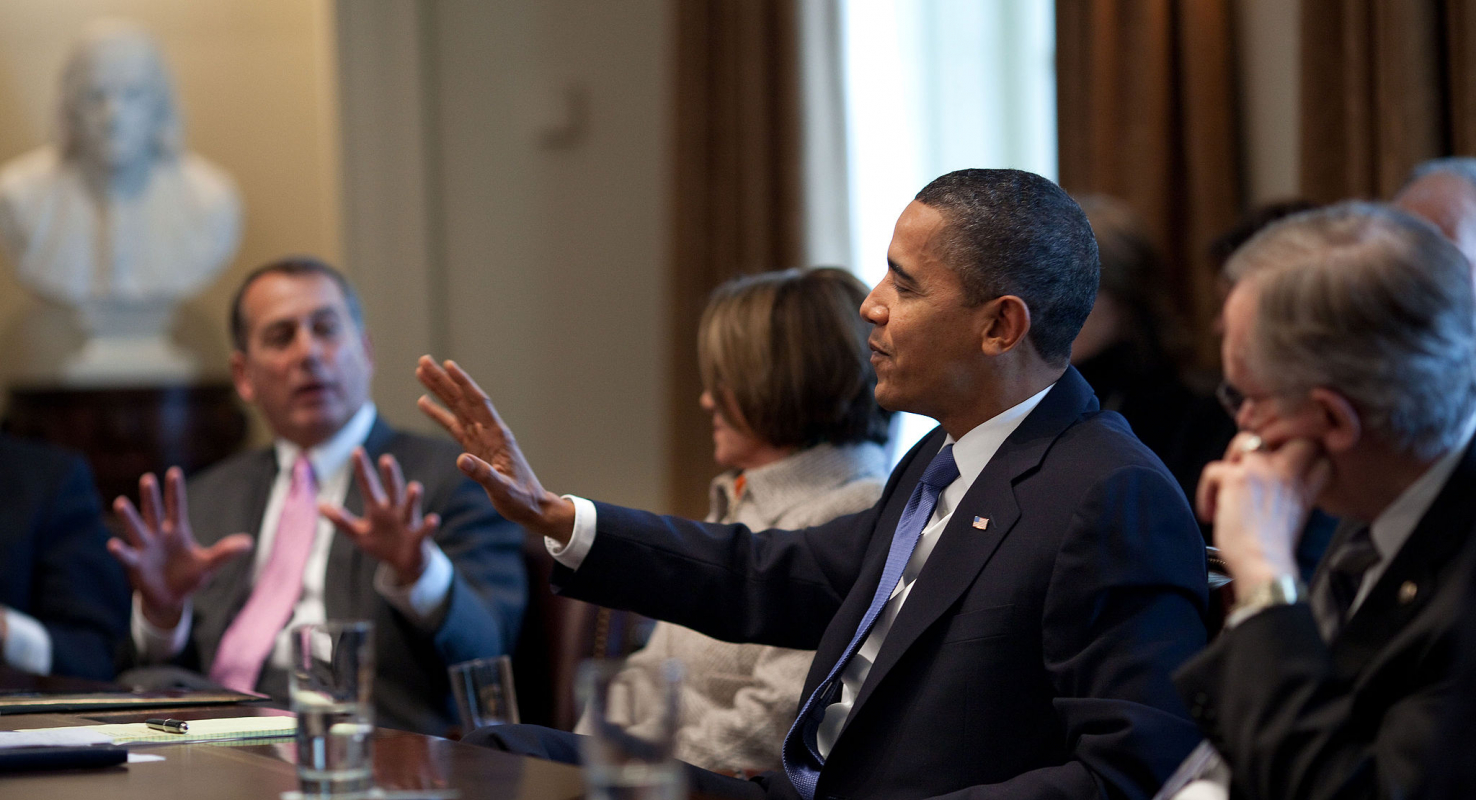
1070, 195, 1195, 475
1165, 200, 1321, 542
571, 267, 891, 774
0, 17, 240, 383
1392, 157, 1476, 270
0, 434, 128, 679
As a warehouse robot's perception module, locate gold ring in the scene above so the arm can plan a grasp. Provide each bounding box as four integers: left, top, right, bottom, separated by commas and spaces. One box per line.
1238, 434, 1266, 454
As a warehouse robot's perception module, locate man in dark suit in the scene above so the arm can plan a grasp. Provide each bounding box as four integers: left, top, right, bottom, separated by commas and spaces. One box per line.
418, 169, 1208, 799
1171, 203, 1476, 800
0, 435, 128, 679
108, 257, 526, 734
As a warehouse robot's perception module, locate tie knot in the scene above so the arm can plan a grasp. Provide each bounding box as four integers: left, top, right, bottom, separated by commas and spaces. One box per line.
291, 455, 316, 489
1330, 525, 1380, 577
920, 444, 960, 490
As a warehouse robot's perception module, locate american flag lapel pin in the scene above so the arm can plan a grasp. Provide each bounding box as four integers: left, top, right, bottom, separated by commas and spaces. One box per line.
972, 516, 990, 530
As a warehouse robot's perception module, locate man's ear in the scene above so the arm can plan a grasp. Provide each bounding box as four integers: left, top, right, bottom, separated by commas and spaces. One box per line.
980, 295, 1032, 356
361, 329, 376, 369
1307, 387, 1362, 454
230, 351, 255, 404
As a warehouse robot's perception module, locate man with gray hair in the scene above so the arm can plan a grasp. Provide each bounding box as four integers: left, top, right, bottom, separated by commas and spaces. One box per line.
1392, 156, 1476, 268
1168, 202, 1476, 800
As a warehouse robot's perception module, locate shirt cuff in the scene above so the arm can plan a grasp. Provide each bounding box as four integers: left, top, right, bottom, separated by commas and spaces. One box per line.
131, 593, 193, 663
2, 608, 52, 675
547, 495, 597, 569
374, 539, 454, 630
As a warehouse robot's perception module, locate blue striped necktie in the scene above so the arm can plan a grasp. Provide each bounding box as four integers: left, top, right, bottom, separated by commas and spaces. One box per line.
781, 444, 959, 800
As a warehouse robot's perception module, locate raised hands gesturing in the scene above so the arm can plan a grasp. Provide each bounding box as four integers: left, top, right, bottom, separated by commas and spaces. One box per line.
108, 467, 254, 629
320, 448, 440, 584
415, 355, 576, 543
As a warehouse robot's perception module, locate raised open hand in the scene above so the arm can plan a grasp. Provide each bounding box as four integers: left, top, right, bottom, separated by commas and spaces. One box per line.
415, 355, 575, 542
108, 467, 254, 629
320, 448, 440, 584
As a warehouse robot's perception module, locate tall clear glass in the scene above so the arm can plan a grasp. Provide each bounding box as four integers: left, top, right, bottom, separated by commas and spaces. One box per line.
578, 658, 685, 800
289, 620, 375, 796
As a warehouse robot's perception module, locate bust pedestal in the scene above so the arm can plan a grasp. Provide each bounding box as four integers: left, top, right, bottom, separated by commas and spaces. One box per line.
3, 384, 247, 503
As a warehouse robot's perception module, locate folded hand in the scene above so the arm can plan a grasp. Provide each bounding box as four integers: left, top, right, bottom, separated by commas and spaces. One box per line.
1197, 433, 1331, 597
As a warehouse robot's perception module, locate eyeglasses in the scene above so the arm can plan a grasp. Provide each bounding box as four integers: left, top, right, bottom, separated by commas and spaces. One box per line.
1215, 380, 1247, 419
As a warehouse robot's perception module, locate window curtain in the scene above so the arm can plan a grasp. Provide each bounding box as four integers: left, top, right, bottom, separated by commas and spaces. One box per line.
1055, 0, 1242, 367
668, 0, 804, 517
1299, 0, 1476, 201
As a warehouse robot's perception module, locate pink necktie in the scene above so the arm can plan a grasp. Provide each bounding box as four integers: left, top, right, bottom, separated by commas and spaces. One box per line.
210, 455, 318, 693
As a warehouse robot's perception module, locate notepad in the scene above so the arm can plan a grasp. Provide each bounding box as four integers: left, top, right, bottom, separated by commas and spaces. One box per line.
41, 716, 297, 745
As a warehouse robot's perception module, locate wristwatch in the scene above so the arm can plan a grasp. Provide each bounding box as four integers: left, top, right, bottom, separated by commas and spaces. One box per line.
1227, 574, 1307, 628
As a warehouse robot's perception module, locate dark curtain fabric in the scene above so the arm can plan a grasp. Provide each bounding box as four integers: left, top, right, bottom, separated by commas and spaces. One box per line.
1299, 0, 1476, 202
1055, 0, 1243, 367
668, 0, 803, 517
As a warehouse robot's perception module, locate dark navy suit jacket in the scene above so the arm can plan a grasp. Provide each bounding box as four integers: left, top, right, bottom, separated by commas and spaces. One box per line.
1175, 439, 1476, 800
554, 368, 1208, 800
0, 435, 129, 679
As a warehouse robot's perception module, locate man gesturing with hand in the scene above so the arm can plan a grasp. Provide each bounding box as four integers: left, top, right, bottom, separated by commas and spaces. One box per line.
419, 170, 1208, 800
113, 257, 526, 735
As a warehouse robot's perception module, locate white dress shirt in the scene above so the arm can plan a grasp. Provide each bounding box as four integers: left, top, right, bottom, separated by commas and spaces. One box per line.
2, 607, 52, 674
133, 403, 457, 670
550, 383, 1054, 760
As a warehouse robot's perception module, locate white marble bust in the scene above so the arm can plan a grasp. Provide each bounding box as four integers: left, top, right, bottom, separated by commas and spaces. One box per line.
0, 19, 242, 383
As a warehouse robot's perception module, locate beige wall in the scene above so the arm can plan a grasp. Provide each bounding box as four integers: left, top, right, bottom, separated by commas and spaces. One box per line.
336, 0, 673, 511
0, 0, 342, 397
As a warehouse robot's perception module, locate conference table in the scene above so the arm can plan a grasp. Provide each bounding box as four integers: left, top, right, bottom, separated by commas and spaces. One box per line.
0, 669, 587, 800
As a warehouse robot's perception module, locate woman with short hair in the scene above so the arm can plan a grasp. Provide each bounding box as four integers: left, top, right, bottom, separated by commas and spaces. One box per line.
576, 266, 890, 774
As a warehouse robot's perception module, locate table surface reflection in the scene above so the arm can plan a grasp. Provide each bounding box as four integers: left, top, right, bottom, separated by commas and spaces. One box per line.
0, 706, 585, 800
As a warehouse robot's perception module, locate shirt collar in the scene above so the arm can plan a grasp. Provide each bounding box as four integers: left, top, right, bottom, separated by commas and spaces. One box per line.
712, 442, 887, 520
273, 402, 378, 480
1368, 414, 1476, 562
943, 382, 1055, 488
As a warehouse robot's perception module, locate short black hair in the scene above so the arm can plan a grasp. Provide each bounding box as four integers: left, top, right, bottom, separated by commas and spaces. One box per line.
229, 256, 364, 352
914, 169, 1099, 364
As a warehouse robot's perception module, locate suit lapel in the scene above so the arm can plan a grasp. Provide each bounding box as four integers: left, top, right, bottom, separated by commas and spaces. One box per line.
196, 449, 277, 667
1331, 440, 1476, 676
842, 369, 1098, 725
215, 450, 278, 614
324, 417, 396, 619
802, 429, 940, 697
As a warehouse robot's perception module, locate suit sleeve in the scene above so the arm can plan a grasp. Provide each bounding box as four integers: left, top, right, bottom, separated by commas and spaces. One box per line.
1173, 604, 1444, 800
552, 500, 883, 651
930, 464, 1208, 800
422, 472, 529, 665
29, 454, 130, 679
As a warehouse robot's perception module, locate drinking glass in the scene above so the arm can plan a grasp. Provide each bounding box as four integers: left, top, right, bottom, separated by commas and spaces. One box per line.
289, 620, 375, 796
448, 655, 520, 731
578, 658, 685, 800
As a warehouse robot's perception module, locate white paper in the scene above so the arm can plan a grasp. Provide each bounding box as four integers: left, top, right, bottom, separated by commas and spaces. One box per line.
0, 729, 114, 749
127, 752, 166, 763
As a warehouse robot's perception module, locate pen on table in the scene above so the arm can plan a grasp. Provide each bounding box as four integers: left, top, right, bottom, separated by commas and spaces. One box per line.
145, 718, 189, 734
